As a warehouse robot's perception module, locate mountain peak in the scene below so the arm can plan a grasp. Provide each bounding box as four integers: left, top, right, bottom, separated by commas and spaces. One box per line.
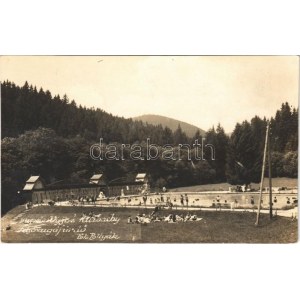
132, 114, 205, 138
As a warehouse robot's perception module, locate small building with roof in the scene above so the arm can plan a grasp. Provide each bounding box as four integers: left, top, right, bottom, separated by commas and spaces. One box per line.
89, 173, 106, 185
135, 173, 148, 183
23, 176, 45, 191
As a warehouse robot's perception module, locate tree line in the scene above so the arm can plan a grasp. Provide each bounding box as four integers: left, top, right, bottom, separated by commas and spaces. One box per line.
1, 81, 298, 214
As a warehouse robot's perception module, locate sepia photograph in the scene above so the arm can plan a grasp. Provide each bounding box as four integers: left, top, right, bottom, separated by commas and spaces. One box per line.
0, 55, 298, 243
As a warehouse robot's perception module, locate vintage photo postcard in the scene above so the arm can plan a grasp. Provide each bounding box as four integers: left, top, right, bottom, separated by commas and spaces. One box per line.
0, 56, 298, 243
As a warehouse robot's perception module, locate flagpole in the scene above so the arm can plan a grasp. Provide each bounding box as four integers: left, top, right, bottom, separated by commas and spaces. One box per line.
255, 122, 269, 226
268, 126, 273, 219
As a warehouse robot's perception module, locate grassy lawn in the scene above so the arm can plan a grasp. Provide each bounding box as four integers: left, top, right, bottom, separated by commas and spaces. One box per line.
170, 177, 298, 192
141, 210, 298, 243
1, 205, 297, 243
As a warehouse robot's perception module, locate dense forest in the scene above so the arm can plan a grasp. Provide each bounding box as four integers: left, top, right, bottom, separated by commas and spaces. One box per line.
1, 80, 298, 214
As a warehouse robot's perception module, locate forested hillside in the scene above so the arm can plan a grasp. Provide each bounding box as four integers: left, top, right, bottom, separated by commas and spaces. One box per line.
226, 104, 298, 185
1, 81, 298, 214
1, 81, 183, 144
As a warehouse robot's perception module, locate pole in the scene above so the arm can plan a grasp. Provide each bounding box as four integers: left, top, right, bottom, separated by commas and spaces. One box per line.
268, 127, 272, 219
255, 122, 269, 226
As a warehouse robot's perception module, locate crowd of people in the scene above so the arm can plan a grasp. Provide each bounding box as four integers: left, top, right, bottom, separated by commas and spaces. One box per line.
124, 193, 189, 207
127, 208, 202, 224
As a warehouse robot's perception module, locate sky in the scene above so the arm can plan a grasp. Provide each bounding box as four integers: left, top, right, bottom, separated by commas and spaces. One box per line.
0, 56, 298, 132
